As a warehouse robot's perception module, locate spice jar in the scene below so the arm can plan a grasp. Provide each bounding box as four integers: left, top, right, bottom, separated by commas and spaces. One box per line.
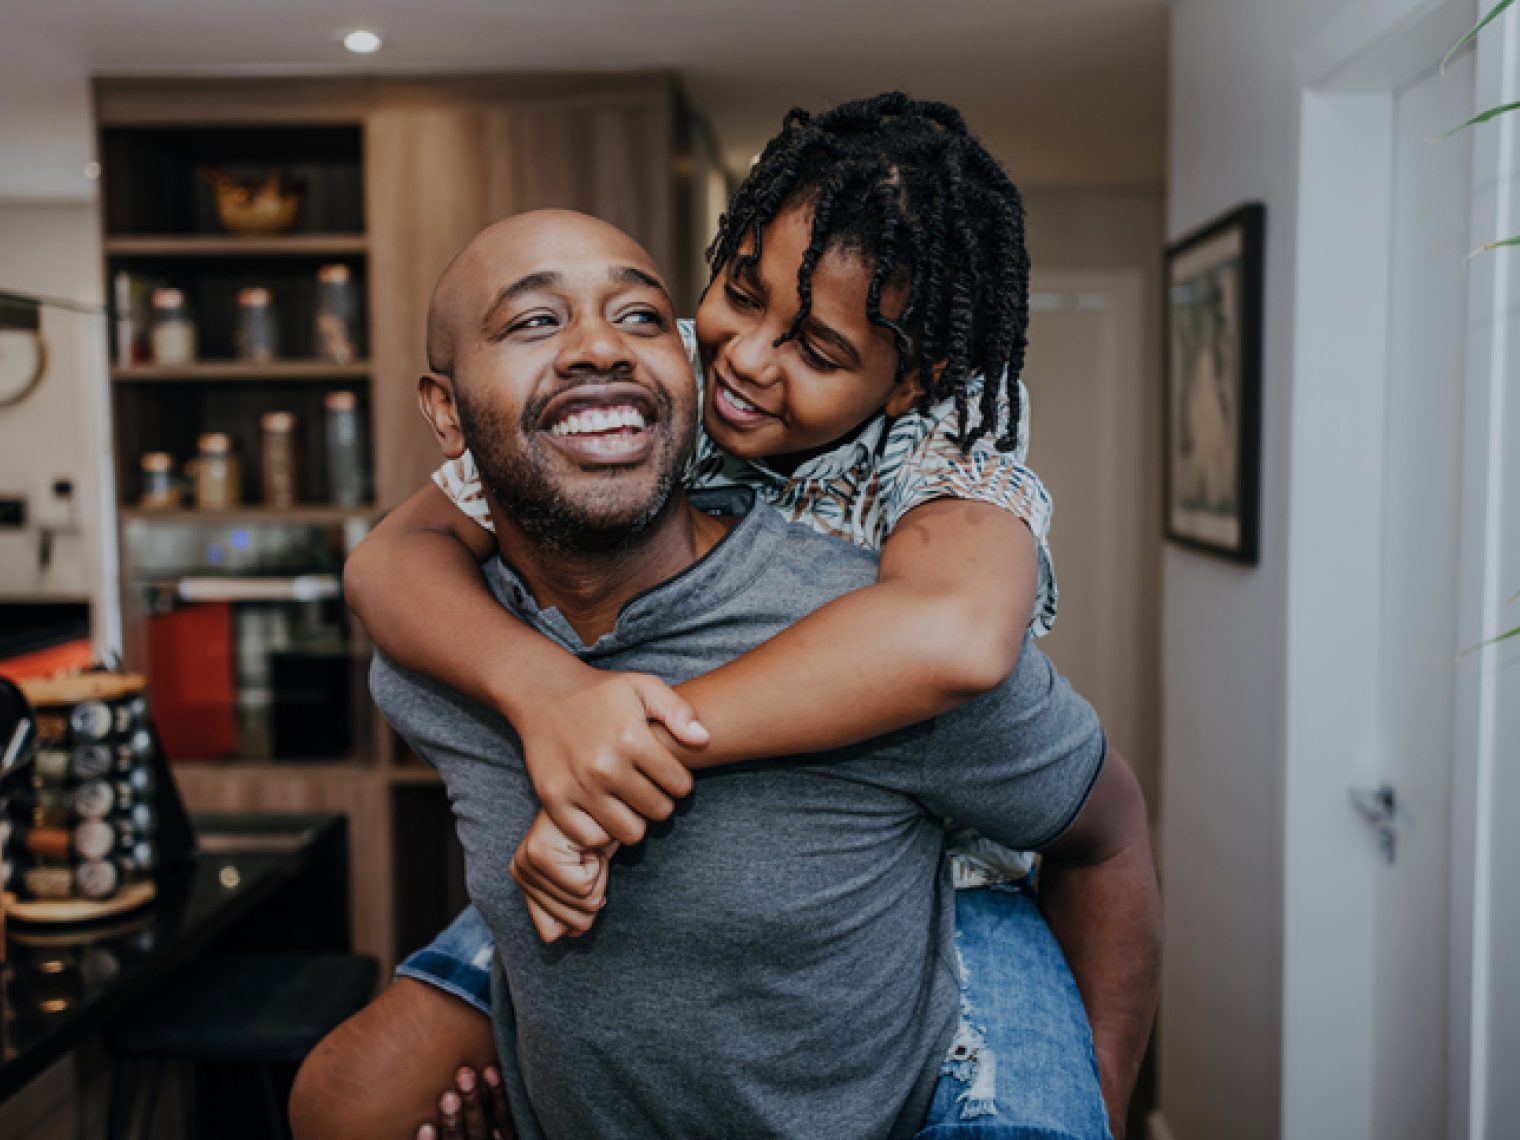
260, 411, 299, 507
315, 264, 359, 364
235, 287, 278, 362
324, 391, 368, 506
138, 451, 181, 509
149, 288, 196, 366
195, 432, 240, 509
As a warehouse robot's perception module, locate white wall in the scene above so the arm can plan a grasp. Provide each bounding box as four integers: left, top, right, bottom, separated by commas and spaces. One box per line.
1023, 188, 1165, 811
1159, 2, 1367, 1138
0, 202, 115, 642
0, 39, 95, 202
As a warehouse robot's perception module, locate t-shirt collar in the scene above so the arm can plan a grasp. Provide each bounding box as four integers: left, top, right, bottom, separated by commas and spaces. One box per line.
483, 487, 778, 655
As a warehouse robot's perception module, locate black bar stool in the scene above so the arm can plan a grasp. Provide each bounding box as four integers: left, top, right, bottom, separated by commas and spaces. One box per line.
106, 952, 378, 1139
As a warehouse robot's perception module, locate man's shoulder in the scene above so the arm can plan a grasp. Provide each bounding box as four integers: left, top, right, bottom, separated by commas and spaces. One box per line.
369, 650, 518, 761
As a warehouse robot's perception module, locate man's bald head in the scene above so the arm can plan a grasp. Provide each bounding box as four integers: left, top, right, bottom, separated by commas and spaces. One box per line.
425, 209, 668, 377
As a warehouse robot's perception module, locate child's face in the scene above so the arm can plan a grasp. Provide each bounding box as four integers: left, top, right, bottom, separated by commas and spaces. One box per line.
693, 204, 921, 469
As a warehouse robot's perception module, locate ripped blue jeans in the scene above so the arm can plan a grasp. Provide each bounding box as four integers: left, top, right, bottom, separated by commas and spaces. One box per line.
916, 884, 1112, 1140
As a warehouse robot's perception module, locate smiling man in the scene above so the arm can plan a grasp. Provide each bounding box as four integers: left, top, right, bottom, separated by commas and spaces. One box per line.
301, 209, 1154, 1140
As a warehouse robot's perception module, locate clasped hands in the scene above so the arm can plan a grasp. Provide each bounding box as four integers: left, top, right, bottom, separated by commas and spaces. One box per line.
508, 671, 706, 943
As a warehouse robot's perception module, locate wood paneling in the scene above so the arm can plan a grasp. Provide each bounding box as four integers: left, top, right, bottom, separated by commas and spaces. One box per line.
366, 77, 682, 507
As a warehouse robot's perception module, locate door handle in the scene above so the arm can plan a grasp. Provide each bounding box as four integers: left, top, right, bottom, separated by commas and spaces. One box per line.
1349, 784, 1397, 864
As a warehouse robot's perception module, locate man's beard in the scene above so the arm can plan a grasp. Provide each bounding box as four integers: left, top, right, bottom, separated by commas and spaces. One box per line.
456, 379, 694, 556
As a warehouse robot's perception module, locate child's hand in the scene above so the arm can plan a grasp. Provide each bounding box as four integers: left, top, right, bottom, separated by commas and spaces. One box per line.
509, 810, 617, 943
516, 669, 706, 847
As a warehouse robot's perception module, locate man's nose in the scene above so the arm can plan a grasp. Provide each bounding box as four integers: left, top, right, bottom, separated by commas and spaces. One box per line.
556, 316, 633, 375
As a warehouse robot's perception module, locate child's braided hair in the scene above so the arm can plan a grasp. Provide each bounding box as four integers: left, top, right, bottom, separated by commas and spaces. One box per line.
706, 92, 1030, 451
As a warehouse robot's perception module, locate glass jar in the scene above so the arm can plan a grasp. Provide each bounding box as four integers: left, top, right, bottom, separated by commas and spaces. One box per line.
260, 411, 299, 507
324, 391, 368, 506
235, 286, 279, 362
195, 432, 240, 509
149, 288, 196, 366
315, 263, 359, 364
139, 451, 181, 509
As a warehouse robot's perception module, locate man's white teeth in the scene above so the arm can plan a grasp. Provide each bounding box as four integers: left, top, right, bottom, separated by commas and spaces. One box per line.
548, 407, 648, 436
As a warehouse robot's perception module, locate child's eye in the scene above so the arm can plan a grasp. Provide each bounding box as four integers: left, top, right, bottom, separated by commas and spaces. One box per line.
799, 341, 840, 372
724, 283, 759, 311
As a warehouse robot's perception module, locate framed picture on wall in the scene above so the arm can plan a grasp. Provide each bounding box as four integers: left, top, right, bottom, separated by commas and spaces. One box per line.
1163, 202, 1265, 564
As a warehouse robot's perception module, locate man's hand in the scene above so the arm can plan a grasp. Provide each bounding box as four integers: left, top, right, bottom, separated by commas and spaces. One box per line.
509, 810, 616, 942
516, 671, 705, 848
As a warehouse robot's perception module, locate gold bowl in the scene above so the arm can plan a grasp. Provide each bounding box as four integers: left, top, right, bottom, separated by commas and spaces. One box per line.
205, 169, 303, 236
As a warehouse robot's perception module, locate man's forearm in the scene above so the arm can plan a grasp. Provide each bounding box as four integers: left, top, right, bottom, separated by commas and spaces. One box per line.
1038, 834, 1161, 1137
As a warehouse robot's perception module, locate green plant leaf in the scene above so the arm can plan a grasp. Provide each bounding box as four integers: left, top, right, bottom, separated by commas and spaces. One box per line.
1459, 622, 1520, 657
1440, 101, 1520, 139
1444, 0, 1516, 72
1467, 235, 1520, 258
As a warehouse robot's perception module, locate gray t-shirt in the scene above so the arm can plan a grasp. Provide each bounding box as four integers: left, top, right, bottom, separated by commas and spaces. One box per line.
371, 488, 1104, 1140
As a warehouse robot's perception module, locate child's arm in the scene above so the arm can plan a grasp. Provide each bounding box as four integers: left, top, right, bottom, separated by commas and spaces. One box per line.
345, 482, 703, 848
672, 497, 1038, 766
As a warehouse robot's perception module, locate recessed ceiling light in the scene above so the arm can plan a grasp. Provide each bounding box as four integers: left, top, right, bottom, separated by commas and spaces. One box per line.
343, 29, 383, 55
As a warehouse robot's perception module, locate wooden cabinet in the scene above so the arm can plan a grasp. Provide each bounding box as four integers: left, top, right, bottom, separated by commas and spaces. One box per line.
94, 72, 705, 972
366, 77, 688, 504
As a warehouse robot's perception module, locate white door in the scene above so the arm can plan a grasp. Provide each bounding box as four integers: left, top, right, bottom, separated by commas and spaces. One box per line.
1024, 274, 1157, 799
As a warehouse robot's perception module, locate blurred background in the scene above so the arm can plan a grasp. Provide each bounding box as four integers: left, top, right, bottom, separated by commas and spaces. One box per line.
0, 1, 1516, 1138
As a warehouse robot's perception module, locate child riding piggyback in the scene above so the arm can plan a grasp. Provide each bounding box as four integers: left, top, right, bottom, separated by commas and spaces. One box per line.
345, 93, 1131, 1137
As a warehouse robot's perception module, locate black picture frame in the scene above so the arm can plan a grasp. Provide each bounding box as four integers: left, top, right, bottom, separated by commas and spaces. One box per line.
1163, 203, 1265, 564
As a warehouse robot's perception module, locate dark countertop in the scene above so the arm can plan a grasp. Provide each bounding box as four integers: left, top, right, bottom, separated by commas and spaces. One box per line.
0, 811, 350, 1101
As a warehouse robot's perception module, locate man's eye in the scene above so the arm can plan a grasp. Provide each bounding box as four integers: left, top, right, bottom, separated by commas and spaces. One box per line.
619, 308, 667, 329
506, 313, 556, 335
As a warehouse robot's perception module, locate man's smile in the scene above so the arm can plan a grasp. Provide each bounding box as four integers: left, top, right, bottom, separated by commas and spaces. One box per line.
537, 382, 661, 465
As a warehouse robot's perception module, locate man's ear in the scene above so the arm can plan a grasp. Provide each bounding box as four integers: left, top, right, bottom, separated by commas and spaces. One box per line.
418, 372, 467, 459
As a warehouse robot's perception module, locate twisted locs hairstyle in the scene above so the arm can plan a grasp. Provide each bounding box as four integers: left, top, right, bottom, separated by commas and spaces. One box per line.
706, 92, 1030, 451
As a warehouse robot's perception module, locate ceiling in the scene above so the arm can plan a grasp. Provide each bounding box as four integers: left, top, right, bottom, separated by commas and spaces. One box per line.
0, 0, 1168, 201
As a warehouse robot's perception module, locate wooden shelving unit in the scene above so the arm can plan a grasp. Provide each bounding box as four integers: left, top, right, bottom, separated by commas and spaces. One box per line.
96, 102, 405, 967
119, 504, 378, 525
104, 235, 369, 257
112, 361, 371, 382
95, 72, 713, 973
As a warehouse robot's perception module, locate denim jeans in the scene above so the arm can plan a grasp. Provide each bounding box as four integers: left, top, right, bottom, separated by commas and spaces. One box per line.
916, 885, 1112, 1139
400, 886, 1110, 1138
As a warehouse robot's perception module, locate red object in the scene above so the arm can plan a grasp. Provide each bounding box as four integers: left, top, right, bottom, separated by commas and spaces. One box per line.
0, 638, 94, 682
147, 602, 238, 761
